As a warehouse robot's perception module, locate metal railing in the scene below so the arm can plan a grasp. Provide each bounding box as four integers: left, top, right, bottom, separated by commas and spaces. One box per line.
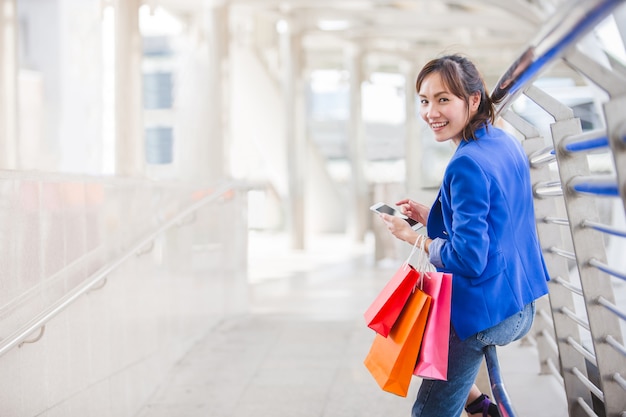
0, 181, 235, 358
485, 345, 517, 417
489, 0, 626, 415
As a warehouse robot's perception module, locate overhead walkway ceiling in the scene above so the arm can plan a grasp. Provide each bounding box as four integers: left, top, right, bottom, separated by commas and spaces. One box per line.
159, 0, 571, 85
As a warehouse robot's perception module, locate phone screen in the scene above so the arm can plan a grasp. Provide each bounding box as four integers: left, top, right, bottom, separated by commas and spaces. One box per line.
375, 204, 398, 216
370, 203, 420, 228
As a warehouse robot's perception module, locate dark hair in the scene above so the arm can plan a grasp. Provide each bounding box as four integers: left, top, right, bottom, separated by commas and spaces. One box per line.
416, 54, 494, 141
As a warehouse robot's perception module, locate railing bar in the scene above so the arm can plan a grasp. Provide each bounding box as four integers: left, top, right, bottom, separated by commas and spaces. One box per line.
534, 181, 563, 198
576, 397, 600, 417
555, 276, 583, 296
540, 328, 560, 355
569, 176, 619, 197
561, 131, 609, 153
566, 336, 597, 366
550, 246, 577, 260
543, 216, 570, 226
561, 306, 591, 331
87, 277, 108, 294
0, 181, 235, 358
582, 220, 626, 238
529, 146, 557, 167
612, 372, 626, 391
605, 335, 626, 358
589, 258, 626, 281
597, 296, 626, 321
0, 241, 109, 315
563, 136, 609, 153
538, 308, 555, 326
18, 326, 46, 348
546, 357, 565, 386
572, 367, 604, 401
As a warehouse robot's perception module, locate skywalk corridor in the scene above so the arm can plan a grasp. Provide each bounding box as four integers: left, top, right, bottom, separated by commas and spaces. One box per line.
1, 1, 626, 416
134, 233, 568, 417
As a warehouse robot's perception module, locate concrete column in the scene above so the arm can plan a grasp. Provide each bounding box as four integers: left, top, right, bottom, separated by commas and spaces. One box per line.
403, 61, 422, 197
0, 0, 18, 169
114, 0, 143, 176
174, 1, 229, 184
204, 0, 228, 182
279, 19, 306, 249
346, 44, 368, 242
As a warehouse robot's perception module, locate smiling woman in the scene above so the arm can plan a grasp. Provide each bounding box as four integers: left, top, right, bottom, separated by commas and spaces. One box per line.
375, 54, 550, 417
417, 74, 479, 145
416, 55, 494, 145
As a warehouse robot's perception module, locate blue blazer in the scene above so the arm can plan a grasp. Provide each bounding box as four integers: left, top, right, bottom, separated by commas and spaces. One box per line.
427, 124, 550, 340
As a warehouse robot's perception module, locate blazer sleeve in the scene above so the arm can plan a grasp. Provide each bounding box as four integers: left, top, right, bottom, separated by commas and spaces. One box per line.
439, 154, 492, 277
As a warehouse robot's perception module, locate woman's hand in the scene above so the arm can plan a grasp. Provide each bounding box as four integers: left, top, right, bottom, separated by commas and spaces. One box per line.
396, 199, 430, 225
379, 213, 415, 243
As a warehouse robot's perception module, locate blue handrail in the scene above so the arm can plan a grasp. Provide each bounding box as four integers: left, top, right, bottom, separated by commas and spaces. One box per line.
491, 0, 625, 114
485, 345, 518, 417
482, 1, 626, 416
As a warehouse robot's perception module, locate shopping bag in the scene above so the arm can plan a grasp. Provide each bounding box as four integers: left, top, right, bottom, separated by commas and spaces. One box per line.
364, 263, 420, 337
364, 287, 431, 397
364, 238, 422, 337
413, 271, 452, 381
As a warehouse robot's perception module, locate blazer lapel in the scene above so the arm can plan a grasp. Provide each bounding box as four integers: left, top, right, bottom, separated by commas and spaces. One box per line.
427, 191, 448, 240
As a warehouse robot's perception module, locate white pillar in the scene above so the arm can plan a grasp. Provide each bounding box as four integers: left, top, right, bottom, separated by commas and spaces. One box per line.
204, 0, 228, 182
346, 44, 368, 242
0, 0, 18, 169
403, 61, 424, 199
279, 19, 306, 249
114, 0, 143, 176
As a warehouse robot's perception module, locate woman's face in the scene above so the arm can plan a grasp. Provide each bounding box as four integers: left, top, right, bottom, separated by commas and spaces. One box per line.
418, 72, 478, 145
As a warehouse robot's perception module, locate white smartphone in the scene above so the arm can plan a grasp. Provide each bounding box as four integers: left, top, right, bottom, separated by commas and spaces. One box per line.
369, 202, 423, 230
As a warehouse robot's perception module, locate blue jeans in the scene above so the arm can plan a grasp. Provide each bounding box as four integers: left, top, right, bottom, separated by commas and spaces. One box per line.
411, 301, 536, 417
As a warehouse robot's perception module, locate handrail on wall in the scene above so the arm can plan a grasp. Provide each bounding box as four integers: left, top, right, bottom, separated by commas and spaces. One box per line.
0, 181, 236, 358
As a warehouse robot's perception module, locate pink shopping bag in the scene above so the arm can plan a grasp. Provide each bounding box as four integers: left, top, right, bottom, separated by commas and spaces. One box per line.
413, 271, 453, 381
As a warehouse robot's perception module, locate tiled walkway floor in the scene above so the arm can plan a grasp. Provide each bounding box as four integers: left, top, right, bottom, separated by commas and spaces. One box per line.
136, 233, 568, 417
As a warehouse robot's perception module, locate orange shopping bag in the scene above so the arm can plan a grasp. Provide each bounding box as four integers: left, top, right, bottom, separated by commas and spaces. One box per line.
364, 238, 422, 337
364, 286, 431, 397
413, 271, 452, 381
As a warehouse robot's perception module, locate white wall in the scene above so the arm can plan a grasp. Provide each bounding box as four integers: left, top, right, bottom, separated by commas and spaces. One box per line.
0, 173, 248, 416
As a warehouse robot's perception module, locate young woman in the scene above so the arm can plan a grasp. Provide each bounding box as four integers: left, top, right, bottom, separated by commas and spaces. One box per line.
378, 54, 550, 416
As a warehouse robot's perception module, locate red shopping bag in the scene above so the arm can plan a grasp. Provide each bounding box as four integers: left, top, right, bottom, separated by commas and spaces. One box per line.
413, 271, 452, 381
364, 263, 420, 337
364, 287, 431, 397
364, 238, 424, 337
